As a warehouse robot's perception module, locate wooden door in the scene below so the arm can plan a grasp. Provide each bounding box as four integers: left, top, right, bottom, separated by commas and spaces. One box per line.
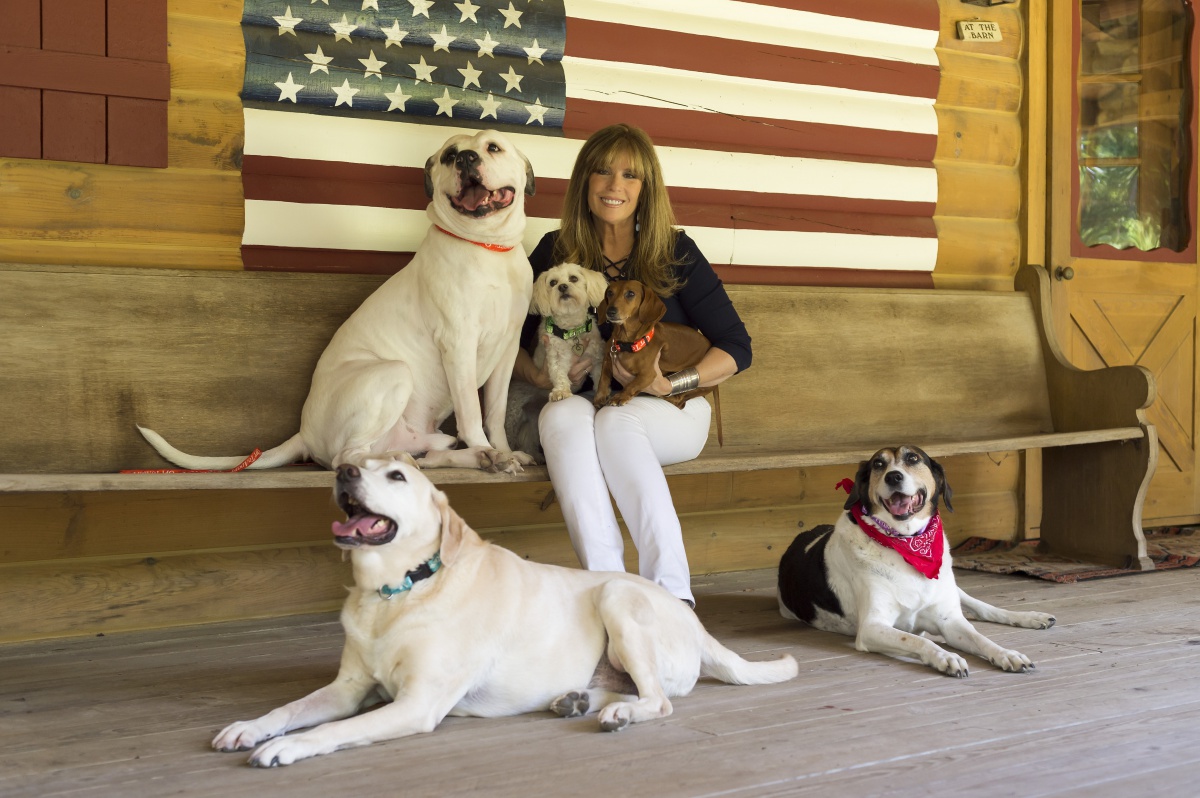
1047, 0, 1200, 524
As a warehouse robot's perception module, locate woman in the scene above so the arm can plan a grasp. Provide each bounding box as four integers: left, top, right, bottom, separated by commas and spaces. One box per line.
514, 124, 751, 606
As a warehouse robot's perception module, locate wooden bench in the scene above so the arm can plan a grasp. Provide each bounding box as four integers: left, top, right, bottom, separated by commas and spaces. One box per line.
0, 262, 1155, 573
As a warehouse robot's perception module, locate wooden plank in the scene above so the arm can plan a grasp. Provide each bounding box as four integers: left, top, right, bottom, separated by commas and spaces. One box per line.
108, 0, 168, 63
0, 161, 243, 239
107, 97, 168, 168
0, 0, 40, 47
42, 0, 107, 56
2, 568, 1198, 796
933, 216, 1021, 278
935, 109, 1022, 169
41, 90, 106, 164
0, 44, 171, 100
0, 86, 41, 159
0, 430, 1142, 493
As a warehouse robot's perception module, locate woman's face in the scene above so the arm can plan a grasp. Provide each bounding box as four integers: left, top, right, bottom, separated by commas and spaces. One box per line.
587, 152, 643, 232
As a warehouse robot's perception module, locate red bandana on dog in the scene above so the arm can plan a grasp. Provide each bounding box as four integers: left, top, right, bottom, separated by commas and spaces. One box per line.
836, 478, 944, 579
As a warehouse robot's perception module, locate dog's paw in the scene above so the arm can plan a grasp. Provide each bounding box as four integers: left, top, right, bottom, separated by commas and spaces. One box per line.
212, 720, 278, 753
991, 649, 1035, 673
247, 733, 333, 768
597, 703, 631, 732
549, 387, 571, 402
1015, 612, 1056, 630
490, 450, 528, 474
931, 650, 970, 678
551, 691, 590, 718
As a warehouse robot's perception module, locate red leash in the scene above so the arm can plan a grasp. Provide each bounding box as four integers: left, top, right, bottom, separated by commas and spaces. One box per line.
121, 448, 264, 474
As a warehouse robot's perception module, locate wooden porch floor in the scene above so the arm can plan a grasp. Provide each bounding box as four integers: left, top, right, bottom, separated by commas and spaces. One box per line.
3, 566, 1199, 797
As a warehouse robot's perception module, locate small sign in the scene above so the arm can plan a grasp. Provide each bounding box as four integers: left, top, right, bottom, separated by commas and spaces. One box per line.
956, 21, 1003, 41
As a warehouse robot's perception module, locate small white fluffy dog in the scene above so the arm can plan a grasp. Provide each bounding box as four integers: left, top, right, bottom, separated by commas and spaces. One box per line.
138, 130, 536, 473
777, 445, 1056, 677
213, 459, 798, 767
530, 262, 607, 401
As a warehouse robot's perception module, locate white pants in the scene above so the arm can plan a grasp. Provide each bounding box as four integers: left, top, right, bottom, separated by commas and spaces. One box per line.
538, 394, 711, 603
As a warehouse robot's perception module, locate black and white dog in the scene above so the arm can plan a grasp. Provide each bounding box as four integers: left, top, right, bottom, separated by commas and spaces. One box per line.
777, 445, 1055, 677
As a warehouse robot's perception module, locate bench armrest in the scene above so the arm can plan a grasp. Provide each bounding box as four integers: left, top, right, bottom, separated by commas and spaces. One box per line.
1016, 264, 1155, 433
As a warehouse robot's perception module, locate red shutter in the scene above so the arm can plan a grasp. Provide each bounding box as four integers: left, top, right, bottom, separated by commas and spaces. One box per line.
0, 0, 169, 167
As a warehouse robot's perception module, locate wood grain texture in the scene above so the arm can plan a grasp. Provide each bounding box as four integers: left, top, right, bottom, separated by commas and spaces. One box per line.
3, 567, 1198, 797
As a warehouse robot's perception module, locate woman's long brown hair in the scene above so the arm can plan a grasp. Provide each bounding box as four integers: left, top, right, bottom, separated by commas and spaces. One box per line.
552, 124, 682, 296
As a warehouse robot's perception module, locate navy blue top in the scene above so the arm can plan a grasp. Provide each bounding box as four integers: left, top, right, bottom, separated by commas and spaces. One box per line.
522, 230, 752, 376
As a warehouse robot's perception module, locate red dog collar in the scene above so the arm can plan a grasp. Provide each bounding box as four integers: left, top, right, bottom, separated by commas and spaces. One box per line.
434, 224, 516, 253
610, 327, 654, 354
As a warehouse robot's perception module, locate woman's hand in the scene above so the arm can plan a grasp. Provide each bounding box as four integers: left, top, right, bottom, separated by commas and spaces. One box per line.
610, 350, 671, 396
515, 337, 598, 391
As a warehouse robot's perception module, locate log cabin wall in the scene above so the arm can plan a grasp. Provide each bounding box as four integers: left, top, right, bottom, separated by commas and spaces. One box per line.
0, 0, 1036, 641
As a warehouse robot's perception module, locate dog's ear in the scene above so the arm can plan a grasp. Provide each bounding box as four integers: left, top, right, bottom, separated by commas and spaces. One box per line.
530, 273, 553, 316
434, 489, 468, 565
424, 155, 435, 198
596, 284, 613, 320
636, 283, 667, 328
584, 267, 608, 309
523, 153, 536, 196
929, 457, 953, 513
844, 459, 872, 511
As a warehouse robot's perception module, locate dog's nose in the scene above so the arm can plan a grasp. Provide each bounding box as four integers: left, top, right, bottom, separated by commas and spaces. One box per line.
885, 470, 904, 487
558, 283, 570, 294
606, 307, 619, 321
455, 149, 479, 168
336, 464, 360, 481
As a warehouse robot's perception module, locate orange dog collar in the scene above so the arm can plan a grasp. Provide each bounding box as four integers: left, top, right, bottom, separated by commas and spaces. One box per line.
610, 327, 655, 354
434, 224, 516, 253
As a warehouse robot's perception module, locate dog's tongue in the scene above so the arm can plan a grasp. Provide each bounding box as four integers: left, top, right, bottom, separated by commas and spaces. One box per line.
885, 493, 922, 517
332, 514, 390, 539
455, 186, 515, 212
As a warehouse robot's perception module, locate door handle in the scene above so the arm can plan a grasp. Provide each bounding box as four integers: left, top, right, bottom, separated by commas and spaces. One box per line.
1054, 266, 1075, 281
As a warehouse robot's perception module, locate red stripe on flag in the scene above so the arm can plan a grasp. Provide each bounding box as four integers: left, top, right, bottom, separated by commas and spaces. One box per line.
565, 18, 940, 100
243, 157, 936, 237
243, 245, 934, 288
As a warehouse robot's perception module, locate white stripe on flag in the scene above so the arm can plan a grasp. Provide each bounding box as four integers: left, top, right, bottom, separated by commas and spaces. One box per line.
245, 200, 937, 270
243, 109, 937, 204
561, 56, 937, 135
566, 0, 941, 65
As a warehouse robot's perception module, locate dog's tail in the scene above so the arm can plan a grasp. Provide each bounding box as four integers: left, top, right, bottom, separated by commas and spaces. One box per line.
700, 633, 799, 685
136, 426, 309, 471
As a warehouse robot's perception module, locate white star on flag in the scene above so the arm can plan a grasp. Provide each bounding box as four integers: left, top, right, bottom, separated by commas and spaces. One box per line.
523, 39, 546, 65
433, 88, 459, 117
474, 30, 498, 57
500, 65, 523, 93
274, 72, 304, 102
409, 55, 435, 83
454, 0, 480, 23
359, 50, 386, 78
524, 97, 547, 125
384, 83, 412, 112
498, 2, 522, 29
274, 6, 302, 36
330, 14, 356, 42
382, 20, 407, 48
458, 61, 482, 90
331, 78, 359, 107
304, 44, 333, 74
408, 0, 434, 19
431, 25, 455, 53
477, 92, 502, 120
361, 0, 379, 9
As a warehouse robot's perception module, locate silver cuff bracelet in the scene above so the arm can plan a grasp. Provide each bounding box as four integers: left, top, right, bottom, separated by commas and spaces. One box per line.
667, 367, 701, 396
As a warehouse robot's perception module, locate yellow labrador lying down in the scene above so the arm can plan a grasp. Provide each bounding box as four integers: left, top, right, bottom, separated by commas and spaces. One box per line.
213, 460, 798, 767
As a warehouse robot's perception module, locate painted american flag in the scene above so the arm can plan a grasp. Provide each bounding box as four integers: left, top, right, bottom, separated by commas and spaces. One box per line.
240, 0, 941, 286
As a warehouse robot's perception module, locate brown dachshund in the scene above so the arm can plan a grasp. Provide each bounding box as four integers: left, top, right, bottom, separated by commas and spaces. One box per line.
594, 280, 713, 408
